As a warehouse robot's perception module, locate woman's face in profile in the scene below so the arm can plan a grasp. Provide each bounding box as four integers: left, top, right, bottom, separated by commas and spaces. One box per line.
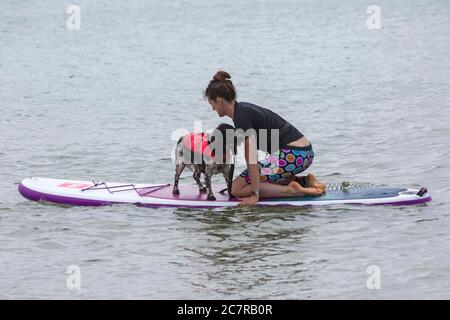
208, 98, 226, 117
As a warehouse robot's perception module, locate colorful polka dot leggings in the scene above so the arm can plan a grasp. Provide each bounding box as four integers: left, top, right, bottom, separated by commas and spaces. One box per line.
239, 144, 315, 184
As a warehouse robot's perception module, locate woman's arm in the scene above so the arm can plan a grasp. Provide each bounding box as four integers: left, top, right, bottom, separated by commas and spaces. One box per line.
240, 136, 260, 205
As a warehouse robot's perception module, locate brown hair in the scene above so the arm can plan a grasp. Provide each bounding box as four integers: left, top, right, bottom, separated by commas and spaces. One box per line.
204, 70, 236, 102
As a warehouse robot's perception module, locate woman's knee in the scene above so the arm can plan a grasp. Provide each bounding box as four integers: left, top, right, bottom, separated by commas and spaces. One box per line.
231, 176, 250, 197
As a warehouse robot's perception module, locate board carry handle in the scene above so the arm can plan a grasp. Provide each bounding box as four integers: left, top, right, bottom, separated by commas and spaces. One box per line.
416, 187, 427, 197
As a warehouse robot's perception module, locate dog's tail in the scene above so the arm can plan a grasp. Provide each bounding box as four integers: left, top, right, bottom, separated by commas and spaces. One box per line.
227, 163, 235, 198
219, 163, 235, 196
228, 163, 235, 186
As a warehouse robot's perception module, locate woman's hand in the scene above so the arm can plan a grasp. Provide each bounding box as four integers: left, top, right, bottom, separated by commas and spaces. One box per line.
239, 136, 261, 207
238, 192, 259, 206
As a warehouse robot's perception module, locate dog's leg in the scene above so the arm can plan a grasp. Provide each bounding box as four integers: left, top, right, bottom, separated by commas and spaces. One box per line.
225, 164, 234, 199
172, 163, 185, 195
223, 171, 233, 200
204, 171, 216, 201
193, 169, 207, 193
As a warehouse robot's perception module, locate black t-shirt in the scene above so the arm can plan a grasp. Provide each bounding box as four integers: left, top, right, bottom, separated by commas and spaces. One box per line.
232, 101, 304, 153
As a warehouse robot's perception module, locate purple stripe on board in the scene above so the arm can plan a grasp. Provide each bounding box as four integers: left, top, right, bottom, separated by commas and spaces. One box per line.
135, 196, 432, 208
18, 183, 120, 207
373, 196, 432, 206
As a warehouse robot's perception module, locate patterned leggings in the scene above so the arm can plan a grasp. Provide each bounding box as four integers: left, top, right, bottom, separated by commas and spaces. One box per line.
239, 144, 315, 184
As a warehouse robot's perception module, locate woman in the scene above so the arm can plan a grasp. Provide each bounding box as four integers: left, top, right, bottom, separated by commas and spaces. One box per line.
204, 71, 326, 206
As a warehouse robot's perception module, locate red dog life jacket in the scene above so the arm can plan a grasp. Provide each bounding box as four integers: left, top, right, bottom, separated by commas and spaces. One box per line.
182, 133, 215, 159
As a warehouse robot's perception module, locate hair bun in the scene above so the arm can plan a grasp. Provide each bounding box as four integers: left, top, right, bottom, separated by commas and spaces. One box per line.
204, 70, 236, 102
213, 71, 231, 82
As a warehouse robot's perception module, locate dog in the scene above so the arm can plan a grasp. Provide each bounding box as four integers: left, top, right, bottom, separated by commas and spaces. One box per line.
172, 123, 238, 200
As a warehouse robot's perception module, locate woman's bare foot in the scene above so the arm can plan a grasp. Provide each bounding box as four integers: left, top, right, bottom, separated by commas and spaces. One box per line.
287, 181, 324, 197
306, 173, 326, 192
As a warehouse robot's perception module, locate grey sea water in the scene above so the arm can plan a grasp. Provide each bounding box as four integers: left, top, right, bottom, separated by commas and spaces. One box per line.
1, 0, 449, 299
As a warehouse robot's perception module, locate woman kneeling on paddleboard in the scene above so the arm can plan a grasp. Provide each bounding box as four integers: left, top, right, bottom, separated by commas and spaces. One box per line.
204, 71, 326, 206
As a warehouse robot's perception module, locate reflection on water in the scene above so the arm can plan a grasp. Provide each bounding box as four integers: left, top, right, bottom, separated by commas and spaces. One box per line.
173, 207, 314, 297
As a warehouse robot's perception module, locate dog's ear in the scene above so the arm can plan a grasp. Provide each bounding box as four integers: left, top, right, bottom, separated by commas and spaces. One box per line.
216, 123, 235, 136
215, 123, 237, 153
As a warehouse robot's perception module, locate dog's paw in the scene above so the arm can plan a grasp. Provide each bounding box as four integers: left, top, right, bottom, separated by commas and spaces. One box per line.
172, 188, 180, 195
207, 194, 216, 201
199, 187, 207, 193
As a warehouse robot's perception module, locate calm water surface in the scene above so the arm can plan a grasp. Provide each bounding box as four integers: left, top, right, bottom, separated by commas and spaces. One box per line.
1, 0, 449, 299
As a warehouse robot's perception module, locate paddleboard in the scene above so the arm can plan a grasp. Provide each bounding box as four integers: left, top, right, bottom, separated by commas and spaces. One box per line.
18, 177, 431, 208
